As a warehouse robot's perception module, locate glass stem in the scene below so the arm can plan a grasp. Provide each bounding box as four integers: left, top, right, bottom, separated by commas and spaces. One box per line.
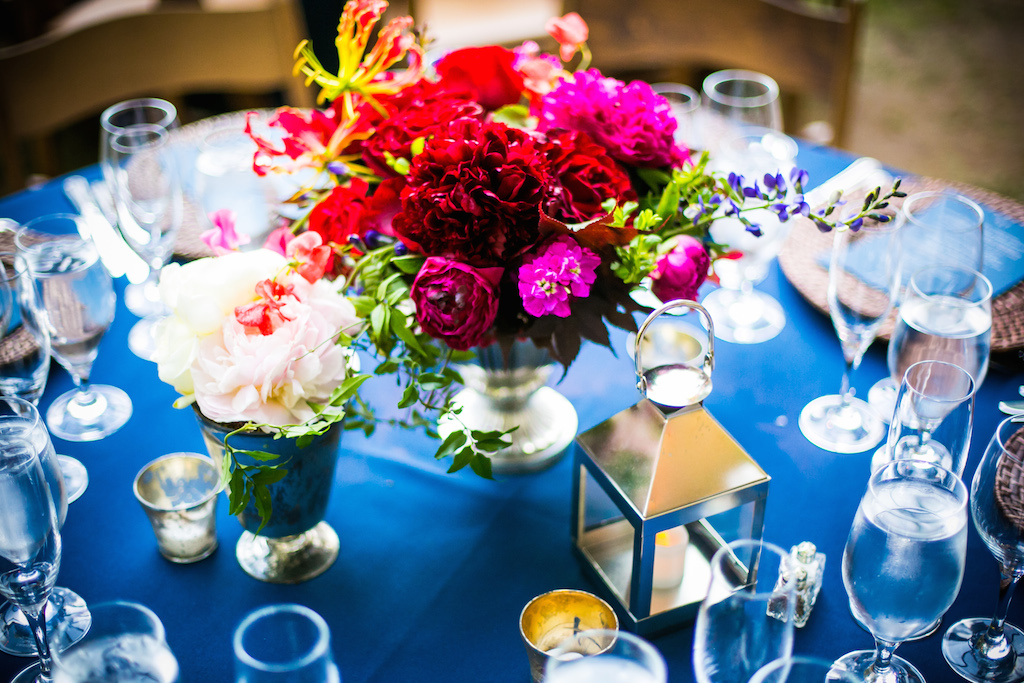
978, 571, 1021, 660
871, 637, 899, 680
21, 601, 54, 681
838, 357, 855, 410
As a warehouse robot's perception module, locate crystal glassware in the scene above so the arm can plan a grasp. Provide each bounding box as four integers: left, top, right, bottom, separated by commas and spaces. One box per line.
693, 539, 796, 683
873, 359, 976, 477
652, 82, 702, 150
867, 192, 985, 419
102, 122, 183, 360
748, 656, 859, 683
799, 217, 903, 453
835, 459, 969, 683
0, 413, 63, 683
544, 630, 667, 683
52, 601, 179, 683
15, 214, 132, 441
233, 604, 338, 682
98, 98, 180, 318
700, 69, 783, 155
702, 128, 798, 344
942, 416, 1024, 683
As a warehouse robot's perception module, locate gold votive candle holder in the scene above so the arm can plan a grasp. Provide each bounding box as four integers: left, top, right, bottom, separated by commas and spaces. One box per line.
519, 588, 619, 682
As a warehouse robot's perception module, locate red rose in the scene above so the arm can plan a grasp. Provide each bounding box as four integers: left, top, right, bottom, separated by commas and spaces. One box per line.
436, 46, 525, 111
392, 118, 553, 267
542, 129, 637, 223
410, 257, 502, 351
307, 178, 377, 276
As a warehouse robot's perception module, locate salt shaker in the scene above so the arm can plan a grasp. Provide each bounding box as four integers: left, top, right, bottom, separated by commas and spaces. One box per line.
766, 541, 826, 627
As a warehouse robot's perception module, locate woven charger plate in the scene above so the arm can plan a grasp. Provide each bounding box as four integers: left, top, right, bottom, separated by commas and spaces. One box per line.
994, 425, 1024, 533
778, 175, 1024, 352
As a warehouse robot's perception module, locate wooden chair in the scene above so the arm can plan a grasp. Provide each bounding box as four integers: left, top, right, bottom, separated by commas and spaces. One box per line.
563, 0, 865, 147
0, 0, 315, 195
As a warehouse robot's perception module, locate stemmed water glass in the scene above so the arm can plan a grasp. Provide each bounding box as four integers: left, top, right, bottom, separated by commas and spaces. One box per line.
799, 217, 903, 453
545, 630, 667, 683
693, 539, 796, 683
652, 82, 702, 150
15, 214, 132, 441
98, 98, 180, 315
749, 656, 859, 683
701, 69, 783, 155
102, 122, 183, 360
0, 403, 64, 683
942, 416, 1024, 682
867, 192, 985, 418
702, 128, 798, 343
835, 459, 969, 683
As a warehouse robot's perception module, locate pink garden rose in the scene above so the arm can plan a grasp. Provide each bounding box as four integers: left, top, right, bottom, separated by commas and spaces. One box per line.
649, 236, 710, 303
410, 257, 501, 351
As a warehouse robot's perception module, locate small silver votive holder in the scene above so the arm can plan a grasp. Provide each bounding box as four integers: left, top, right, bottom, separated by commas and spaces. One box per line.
133, 452, 222, 563
519, 589, 619, 682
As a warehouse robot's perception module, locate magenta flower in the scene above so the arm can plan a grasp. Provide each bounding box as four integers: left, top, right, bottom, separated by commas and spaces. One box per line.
201, 209, 250, 255
518, 236, 600, 318
649, 236, 710, 303
410, 257, 502, 351
536, 69, 685, 168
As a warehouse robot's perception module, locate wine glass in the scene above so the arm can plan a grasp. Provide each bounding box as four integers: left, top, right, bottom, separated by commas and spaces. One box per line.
701, 70, 783, 155
702, 128, 798, 343
748, 656, 859, 683
834, 459, 969, 683
867, 192, 985, 419
652, 82, 702, 150
544, 630, 667, 683
102, 123, 183, 360
233, 604, 339, 682
693, 539, 796, 683
799, 217, 903, 453
14, 214, 132, 441
52, 601, 179, 683
873, 359, 976, 477
0, 409, 63, 683
98, 98, 180, 317
942, 416, 1024, 683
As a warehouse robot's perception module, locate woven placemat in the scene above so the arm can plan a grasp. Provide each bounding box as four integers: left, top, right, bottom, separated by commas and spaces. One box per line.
994, 425, 1024, 532
778, 175, 1024, 352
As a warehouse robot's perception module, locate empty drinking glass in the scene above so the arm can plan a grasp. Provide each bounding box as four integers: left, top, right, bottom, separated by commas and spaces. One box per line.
652, 82, 702, 150
701, 70, 783, 155
545, 630, 667, 683
233, 604, 339, 682
749, 656, 859, 683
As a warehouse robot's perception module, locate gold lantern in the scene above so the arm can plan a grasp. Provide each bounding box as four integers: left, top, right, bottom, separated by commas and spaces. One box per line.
571, 300, 770, 635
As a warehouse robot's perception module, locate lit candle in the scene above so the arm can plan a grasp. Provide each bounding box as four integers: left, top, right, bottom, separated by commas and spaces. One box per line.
652, 526, 689, 589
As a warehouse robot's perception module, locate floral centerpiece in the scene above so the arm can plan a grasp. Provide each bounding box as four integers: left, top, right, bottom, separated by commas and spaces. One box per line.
153, 0, 901, 528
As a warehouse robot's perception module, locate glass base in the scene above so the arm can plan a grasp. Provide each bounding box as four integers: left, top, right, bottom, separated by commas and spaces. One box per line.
236, 522, 339, 584
58, 455, 88, 503
46, 385, 132, 442
701, 287, 786, 344
867, 378, 897, 424
942, 618, 1024, 682
127, 316, 163, 361
832, 650, 925, 683
10, 661, 42, 683
0, 587, 91, 656
441, 386, 578, 475
799, 395, 886, 453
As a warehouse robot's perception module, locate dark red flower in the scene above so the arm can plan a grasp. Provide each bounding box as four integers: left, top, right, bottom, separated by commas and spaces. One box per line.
541, 129, 637, 224
435, 46, 526, 111
410, 257, 502, 351
307, 178, 378, 276
392, 118, 553, 267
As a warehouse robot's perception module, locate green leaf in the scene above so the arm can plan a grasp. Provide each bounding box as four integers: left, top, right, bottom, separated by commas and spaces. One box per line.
469, 453, 494, 479
448, 350, 476, 362
391, 255, 426, 274
370, 304, 388, 340
390, 314, 426, 356
490, 104, 532, 129
447, 447, 475, 473
234, 448, 278, 462
398, 383, 419, 409
330, 374, 371, 406
434, 430, 468, 460
417, 372, 450, 391
350, 295, 376, 317
253, 486, 273, 535
375, 360, 400, 375
251, 466, 289, 487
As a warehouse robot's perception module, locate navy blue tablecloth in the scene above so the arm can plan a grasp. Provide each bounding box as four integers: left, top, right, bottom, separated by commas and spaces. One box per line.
1, 144, 1022, 682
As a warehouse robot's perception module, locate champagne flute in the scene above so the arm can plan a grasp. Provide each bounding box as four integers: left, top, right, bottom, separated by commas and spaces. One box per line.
834, 459, 969, 683
102, 123, 183, 360
98, 98, 180, 318
942, 416, 1024, 683
544, 630, 667, 683
693, 539, 796, 683
15, 214, 132, 441
701, 70, 783, 155
799, 217, 903, 453
867, 192, 985, 419
702, 128, 798, 343
0, 412, 63, 683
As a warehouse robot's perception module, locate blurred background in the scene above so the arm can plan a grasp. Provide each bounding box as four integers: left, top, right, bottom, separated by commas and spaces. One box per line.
0, 0, 1021, 200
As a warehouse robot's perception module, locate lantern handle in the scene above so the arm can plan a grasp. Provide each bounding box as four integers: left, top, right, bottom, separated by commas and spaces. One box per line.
634, 299, 715, 384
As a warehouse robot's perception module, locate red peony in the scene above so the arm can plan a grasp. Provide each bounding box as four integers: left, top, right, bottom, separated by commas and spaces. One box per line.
649, 236, 711, 303
435, 46, 526, 111
392, 118, 554, 267
542, 129, 637, 224
410, 257, 502, 351
307, 178, 378, 276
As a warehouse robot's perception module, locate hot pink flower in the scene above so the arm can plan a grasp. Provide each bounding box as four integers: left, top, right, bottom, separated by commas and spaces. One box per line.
263, 227, 296, 256
410, 257, 502, 350
649, 236, 710, 303
201, 209, 250, 255
546, 12, 588, 62
518, 236, 600, 318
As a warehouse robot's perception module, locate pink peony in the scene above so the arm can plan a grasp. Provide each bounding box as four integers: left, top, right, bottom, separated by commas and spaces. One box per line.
410, 257, 502, 351
649, 236, 710, 303
201, 209, 249, 255
537, 69, 686, 168
518, 236, 600, 318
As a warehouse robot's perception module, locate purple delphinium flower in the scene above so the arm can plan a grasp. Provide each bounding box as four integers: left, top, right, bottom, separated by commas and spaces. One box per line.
518, 236, 601, 318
